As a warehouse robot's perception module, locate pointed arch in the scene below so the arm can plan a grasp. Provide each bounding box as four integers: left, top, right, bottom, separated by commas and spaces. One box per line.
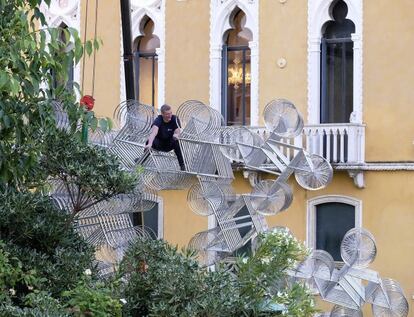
210, 0, 259, 125
307, 0, 363, 124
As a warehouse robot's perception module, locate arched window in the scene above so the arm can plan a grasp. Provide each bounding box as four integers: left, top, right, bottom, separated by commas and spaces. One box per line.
320, 0, 355, 123
307, 195, 362, 262
134, 17, 160, 108
222, 8, 252, 126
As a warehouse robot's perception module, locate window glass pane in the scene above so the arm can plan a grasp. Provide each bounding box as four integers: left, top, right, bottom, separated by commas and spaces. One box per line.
322, 40, 353, 123
138, 19, 160, 53
231, 205, 252, 257
222, 8, 252, 126
138, 55, 158, 107
226, 49, 251, 125
316, 202, 355, 261
133, 203, 159, 239
52, 24, 74, 91
135, 17, 159, 107
320, 0, 355, 124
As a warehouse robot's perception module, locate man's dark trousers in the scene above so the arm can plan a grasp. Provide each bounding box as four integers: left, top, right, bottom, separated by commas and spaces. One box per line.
152, 138, 185, 169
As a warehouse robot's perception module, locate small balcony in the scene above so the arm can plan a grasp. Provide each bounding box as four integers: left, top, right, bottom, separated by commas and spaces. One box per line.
249, 123, 366, 166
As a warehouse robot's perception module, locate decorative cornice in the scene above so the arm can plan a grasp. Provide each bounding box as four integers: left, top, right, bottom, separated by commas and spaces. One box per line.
335, 162, 414, 171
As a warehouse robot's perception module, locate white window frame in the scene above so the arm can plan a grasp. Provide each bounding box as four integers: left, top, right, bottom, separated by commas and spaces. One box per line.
307, 0, 363, 124
120, 0, 166, 109
306, 195, 362, 253
209, 0, 259, 126
156, 196, 164, 239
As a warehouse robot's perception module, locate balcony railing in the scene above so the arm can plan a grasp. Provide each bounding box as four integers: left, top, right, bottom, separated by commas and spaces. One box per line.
249, 123, 365, 165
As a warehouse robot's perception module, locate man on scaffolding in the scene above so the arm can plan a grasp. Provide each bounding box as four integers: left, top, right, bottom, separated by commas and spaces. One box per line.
143, 104, 185, 171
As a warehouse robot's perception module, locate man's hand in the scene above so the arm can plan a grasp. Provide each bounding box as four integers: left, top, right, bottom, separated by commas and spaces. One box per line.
144, 142, 152, 150
172, 133, 179, 140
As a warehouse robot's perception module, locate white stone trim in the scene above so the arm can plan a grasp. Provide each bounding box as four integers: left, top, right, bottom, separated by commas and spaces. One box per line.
306, 195, 362, 251
119, 0, 165, 109
209, 0, 259, 125
307, 0, 363, 124
40, 0, 81, 98
156, 196, 164, 239
335, 162, 414, 171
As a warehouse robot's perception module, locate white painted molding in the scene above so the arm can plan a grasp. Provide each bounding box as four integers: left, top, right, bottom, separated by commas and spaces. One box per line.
156, 196, 164, 239
307, 0, 363, 124
119, 0, 165, 109
209, 0, 259, 125
334, 162, 414, 171
119, 17, 126, 110
40, 0, 81, 98
306, 195, 362, 251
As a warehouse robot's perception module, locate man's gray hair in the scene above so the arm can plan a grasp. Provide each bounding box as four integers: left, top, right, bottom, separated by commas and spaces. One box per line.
160, 104, 171, 113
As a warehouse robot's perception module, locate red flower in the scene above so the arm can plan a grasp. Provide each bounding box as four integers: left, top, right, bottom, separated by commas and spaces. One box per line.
80, 95, 95, 111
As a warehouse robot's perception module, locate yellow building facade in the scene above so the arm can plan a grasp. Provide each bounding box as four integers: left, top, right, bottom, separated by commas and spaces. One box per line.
42, 0, 414, 315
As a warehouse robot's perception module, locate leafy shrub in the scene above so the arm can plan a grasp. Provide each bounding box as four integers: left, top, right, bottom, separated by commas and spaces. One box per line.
236, 228, 317, 316
0, 188, 95, 297
119, 229, 317, 317
119, 238, 244, 317
62, 278, 122, 317
41, 130, 136, 217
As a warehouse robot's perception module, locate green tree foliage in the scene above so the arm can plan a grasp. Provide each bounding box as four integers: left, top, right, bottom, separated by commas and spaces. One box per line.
119, 238, 243, 317
0, 0, 134, 314
236, 228, 317, 317
0, 188, 95, 297
42, 130, 136, 221
0, 0, 106, 188
119, 229, 317, 317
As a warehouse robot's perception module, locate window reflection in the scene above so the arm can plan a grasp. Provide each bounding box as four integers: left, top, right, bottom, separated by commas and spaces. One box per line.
320, 0, 355, 123
134, 17, 159, 108
222, 9, 252, 126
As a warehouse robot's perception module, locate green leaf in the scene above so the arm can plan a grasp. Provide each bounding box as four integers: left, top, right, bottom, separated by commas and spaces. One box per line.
0, 71, 8, 90
106, 118, 113, 130
85, 41, 93, 56
90, 117, 98, 131
98, 119, 108, 132
93, 38, 100, 50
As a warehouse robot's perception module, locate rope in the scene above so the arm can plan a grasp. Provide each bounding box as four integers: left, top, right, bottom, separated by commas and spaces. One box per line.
81, 0, 90, 93
92, 0, 99, 96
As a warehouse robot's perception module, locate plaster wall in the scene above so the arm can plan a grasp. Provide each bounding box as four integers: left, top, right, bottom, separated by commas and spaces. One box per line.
80, 0, 121, 119
258, 0, 308, 124
80, 2, 414, 313
364, 0, 414, 161
164, 0, 210, 110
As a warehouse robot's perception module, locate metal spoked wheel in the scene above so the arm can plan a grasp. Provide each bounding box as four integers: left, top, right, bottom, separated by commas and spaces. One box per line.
330, 305, 362, 317
188, 228, 226, 266
113, 100, 157, 135
250, 180, 293, 216
177, 100, 223, 139
219, 127, 257, 162
187, 182, 224, 216
263, 99, 304, 138
340, 228, 377, 268
292, 249, 335, 292
372, 279, 409, 317
294, 154, 333, 190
